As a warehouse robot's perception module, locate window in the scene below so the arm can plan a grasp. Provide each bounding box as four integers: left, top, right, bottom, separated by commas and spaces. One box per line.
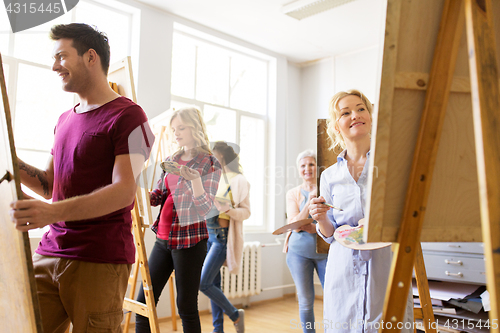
0, 1, 137, 236
73, 1, 132, 66
12, 15, 72, 66
2, 63, 8, 88
0, 8, 11, 55
168, 27, 271, 230
204, 105, 237, 143
1, 0, 135, 167
14, 62, 74, 152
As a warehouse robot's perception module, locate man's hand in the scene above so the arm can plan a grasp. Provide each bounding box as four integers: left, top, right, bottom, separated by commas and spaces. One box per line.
10, 199, 60, 232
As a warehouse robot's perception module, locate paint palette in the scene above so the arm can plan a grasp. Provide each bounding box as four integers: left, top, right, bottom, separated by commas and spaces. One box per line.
334, 225, 391, 250
272, 218, 314, 235
160, 161, 182, 175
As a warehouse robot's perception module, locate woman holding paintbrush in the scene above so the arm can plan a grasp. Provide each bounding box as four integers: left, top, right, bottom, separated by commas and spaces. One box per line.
309, 90, 413, 333
284, 149, 327, 333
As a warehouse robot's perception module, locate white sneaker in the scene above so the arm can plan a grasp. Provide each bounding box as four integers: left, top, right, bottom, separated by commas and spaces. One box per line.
234, 309, 245, 333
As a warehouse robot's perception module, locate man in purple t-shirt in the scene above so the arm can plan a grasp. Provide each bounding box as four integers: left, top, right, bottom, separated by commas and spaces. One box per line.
10, 23, 153, 332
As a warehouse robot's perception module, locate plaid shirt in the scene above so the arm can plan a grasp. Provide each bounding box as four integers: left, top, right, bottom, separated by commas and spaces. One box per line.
150, 151, 221, 249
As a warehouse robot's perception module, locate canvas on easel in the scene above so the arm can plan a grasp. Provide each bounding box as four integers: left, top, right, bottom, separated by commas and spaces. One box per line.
0, 54, 43, 332
365, 0, 500, 329
316, 119, 339, 254
365, 0, 486, 243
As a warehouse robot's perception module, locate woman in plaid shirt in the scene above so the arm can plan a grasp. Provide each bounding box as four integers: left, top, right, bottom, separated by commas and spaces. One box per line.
135, 106, 221, 333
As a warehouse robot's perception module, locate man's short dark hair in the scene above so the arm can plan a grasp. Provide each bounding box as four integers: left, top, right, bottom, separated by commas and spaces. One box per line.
50, 23, 111, 74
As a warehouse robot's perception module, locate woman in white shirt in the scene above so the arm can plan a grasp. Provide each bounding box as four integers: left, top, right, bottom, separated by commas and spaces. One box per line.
309, 89, 413, 333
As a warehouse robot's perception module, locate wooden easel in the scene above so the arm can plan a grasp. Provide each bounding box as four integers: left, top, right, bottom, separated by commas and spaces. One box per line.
0, 54, 43, 333
364, 0, 500, 331
122, 123, 179, 332
315, 120, 336, 255
316, 119, 437, 332
122, 188, 161, 333
106, 57, 161, 333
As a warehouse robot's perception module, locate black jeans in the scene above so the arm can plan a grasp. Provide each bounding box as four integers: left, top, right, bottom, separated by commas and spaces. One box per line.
135, 238, 207, 333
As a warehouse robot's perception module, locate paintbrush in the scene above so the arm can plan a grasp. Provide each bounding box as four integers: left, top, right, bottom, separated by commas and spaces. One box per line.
321, 202, 343, 211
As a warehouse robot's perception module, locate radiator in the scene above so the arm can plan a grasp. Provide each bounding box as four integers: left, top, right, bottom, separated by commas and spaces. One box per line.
220, 241, 262, 299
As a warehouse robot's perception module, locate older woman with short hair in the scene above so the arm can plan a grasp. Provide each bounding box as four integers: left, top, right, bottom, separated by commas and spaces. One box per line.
284, 149, 327, 333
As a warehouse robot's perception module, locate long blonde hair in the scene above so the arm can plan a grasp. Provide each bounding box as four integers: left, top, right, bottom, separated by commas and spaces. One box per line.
326, 89, 373, 152
170, 106, 212, 157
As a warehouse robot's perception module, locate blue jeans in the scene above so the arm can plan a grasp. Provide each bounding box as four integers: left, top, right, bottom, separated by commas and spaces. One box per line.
199, 227, 239, 333
286, 251, 327, 333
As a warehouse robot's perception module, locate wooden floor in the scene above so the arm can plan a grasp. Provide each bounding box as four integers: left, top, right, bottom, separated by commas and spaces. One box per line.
127, 295, 324, 333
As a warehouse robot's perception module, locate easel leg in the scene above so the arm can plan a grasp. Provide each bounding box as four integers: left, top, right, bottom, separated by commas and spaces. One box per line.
123, 255, 141, 332
169, 274, 178, 331
465, 0, 500, 326
414, 244, 436, 333
123, 205, 161, 333
381, 0, 464, 331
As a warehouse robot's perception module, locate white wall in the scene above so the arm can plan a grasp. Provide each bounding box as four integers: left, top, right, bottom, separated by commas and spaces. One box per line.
135, 7, 173, 119
334, 46, 380, 104
298, 58, 335, 157
285, 63, 302, 191
292, 46, 381, 159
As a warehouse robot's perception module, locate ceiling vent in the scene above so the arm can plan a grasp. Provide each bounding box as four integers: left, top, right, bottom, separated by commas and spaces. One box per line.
282, 0, 357, 20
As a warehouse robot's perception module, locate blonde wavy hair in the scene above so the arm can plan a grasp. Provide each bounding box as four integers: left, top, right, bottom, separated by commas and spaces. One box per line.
326, 89, 373, 152
170, 106, 212, 157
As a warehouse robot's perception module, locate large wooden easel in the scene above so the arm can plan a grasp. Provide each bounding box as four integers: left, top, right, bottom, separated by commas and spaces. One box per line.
365, 0, 500, 331
0, 54, 43, 332
107, 57, 162, 333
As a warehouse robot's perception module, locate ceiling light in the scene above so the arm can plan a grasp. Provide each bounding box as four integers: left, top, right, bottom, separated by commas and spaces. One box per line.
282, 0, 357, 20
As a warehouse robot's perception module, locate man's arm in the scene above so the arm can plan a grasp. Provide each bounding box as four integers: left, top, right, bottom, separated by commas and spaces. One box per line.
10, 154, 145, 231
18, 157, 54, 199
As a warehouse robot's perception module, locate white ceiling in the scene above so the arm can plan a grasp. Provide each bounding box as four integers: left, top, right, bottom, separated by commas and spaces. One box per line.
136, 0, 387, 64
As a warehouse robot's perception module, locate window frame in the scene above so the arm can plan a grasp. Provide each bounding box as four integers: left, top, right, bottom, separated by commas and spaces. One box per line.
169, 28, 272, 232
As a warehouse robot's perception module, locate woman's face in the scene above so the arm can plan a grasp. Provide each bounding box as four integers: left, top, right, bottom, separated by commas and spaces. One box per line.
298, 156, 316, 182
171, 116, 195, 149
336, 95, 371, 142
